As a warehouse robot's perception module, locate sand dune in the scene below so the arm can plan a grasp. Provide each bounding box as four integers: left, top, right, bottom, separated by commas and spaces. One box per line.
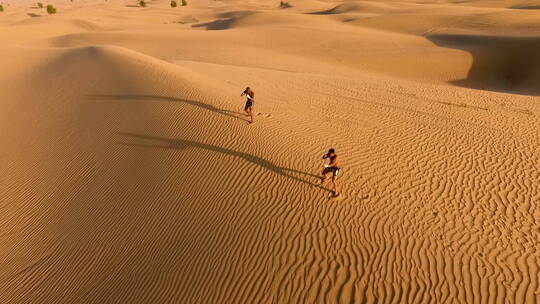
310, 1, 405, 15
429, 34, 540, 94
1, 0, 539, 303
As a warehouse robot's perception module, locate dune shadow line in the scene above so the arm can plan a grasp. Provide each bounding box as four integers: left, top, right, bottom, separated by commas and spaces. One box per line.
511, 5, 540, 9
191, 11, 255, 30
307, 8, 337, 15
427, 34, 540, 96
116, 132, 327, 191
192, 18, 235, 30
88, 94, 246, 122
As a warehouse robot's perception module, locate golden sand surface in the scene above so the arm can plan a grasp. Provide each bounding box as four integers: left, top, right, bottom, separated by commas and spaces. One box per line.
0, 0, 539, 303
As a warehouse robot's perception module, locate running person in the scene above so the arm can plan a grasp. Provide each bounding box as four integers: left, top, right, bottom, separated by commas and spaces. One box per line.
321, 148, 341, 197
241, 87, 255, 124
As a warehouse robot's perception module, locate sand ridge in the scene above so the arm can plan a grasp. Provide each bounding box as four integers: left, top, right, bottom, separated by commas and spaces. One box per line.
1, 0, 539, 303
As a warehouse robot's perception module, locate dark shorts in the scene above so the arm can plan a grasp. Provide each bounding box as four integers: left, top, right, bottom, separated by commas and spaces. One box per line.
244, 100, 253, 110
324, 167, 340, 177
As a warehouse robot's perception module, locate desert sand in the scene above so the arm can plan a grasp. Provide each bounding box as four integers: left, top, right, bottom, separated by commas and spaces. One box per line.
0, 0, 539, 303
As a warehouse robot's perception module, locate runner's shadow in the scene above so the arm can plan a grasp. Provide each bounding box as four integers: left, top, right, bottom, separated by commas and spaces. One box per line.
116, 132, 327, 191
89, 94, 246, 121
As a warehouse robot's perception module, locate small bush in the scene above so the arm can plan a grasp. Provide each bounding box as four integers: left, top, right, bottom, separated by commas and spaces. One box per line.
139, 0, 146, 7
170, 0, 177, 7
46, 4, 56, 14
279, 0, 291, 8
181, 0, 187, 6
0, 5, 3, 12
37, 2, 43, 8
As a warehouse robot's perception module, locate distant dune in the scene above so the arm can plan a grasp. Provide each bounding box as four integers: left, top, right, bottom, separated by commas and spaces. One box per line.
1, 0, 539, 303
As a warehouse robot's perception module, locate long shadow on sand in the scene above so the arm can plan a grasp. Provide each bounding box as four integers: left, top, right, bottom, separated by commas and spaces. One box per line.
511, 5, 540, 9
89, 94, 246, 122
116, 132, 328, 191
192, 11, 254, 30
427, 34, 540, 96
192, 18, 236, 30
307, 7, 342, 15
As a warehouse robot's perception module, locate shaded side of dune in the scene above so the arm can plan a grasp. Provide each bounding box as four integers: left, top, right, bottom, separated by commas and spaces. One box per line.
192, 11, 256, 30
428, 34, 540, 95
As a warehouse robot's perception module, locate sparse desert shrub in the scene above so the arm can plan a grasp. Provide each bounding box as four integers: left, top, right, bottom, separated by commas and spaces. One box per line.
46, 4, 56, 14
0, 5, 3, 12
170, 0, 177, 7
139, 0, 146, 7
181, 0, 187, 6
279, 0, 291, 8
37, 2, 43, 8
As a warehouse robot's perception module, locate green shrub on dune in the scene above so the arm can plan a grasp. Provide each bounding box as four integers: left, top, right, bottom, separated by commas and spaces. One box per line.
37, 2, 43, 8
46, 4, 56, 14
280, 0, 291, 8
0, 5, 3, 12
181, 0, 187, 6
139, 0, 146, 7
171, 0, 177, 7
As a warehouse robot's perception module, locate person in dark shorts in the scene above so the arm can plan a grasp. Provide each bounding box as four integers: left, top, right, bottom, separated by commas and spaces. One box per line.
321, 148, 341, 197
241, 87, 255, 124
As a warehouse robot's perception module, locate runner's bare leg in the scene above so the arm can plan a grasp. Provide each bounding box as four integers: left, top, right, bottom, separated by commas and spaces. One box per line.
332, 175, 339, 196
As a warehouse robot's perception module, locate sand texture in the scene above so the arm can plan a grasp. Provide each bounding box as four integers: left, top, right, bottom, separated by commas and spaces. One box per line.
1, 0, 539, 303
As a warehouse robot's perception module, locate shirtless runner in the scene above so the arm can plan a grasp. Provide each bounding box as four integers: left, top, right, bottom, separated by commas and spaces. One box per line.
321, 148, 341, 197
241, 87, 255, 124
